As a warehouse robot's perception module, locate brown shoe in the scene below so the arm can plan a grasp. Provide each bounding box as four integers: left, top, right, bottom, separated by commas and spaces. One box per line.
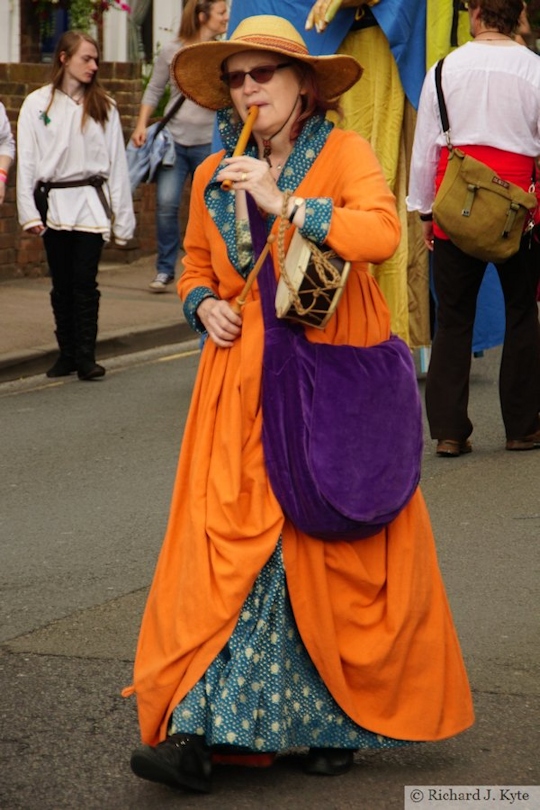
436, 439, 472, 457
506, 428, 540, 451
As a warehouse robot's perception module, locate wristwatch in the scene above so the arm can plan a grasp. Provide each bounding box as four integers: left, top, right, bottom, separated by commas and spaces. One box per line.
289, 197, 306, 223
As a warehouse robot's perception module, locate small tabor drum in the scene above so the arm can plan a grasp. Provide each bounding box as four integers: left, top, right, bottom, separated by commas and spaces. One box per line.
275, 229, 351, 329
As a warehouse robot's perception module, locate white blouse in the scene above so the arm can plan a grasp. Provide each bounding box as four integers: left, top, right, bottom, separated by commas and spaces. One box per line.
16, 85, 135, 243
407, 41, 540, 214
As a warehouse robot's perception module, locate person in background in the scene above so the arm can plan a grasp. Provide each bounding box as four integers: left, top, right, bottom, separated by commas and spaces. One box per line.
131, 0, 229, 293
124, 15, 473, 795
408, 0, 540, 455
0, 101, 15, 205
515, 1, 538, 49
17, 31, 135, 381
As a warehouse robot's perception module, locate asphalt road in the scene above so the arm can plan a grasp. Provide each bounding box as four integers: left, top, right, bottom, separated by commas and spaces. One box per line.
0, 344, 538, 810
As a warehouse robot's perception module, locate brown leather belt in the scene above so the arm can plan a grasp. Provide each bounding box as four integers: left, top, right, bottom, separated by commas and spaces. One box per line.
35, 175, 112, 219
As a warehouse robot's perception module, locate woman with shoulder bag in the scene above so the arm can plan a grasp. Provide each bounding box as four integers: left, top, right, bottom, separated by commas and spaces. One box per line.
125, 16, 474, 793
130, 0, 229, 292
408, 0, 540, 455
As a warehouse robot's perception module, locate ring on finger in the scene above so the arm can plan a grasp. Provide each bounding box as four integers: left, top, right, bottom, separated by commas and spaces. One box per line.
241, 172, 247, 182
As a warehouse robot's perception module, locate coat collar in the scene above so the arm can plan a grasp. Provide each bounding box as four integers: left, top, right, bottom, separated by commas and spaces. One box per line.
204, 108, 333, 276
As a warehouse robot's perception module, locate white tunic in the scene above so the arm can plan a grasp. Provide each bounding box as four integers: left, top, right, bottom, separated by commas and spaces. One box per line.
16, 85, 135, 243
407, 41, 540, 214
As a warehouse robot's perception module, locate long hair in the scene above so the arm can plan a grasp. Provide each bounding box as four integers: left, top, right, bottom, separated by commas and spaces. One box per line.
178, 0, 218, 40
46, 31, 112, 128
468, 0, 524, 35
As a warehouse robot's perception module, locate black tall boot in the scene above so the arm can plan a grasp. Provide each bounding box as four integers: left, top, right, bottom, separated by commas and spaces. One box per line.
46, 290, 77, 378
74, 288, 105, 381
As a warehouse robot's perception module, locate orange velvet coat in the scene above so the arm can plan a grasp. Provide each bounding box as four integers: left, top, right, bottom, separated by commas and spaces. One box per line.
126, 128, 474, 746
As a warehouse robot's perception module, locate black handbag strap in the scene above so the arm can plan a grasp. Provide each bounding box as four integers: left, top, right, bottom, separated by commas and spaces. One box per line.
154, 93, 186, 137
434, 58, 452, 142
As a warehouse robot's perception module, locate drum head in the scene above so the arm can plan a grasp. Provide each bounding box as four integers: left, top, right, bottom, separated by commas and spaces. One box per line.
275, 229, 351, 329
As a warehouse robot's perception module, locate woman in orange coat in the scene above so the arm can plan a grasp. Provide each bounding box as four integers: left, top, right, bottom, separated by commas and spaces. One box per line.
126, 15, 474, 794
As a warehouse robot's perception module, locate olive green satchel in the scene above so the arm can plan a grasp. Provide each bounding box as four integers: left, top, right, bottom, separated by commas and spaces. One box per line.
432, 58, 537, 264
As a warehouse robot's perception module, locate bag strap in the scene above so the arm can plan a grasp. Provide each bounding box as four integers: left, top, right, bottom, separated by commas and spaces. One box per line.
434, 58, 453, 149
246, 192, 298, 333
154, 93, 186, 137
246, 193, 276, 327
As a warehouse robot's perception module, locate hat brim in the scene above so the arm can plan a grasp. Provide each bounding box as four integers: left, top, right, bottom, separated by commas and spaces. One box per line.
171, 40, 363, 111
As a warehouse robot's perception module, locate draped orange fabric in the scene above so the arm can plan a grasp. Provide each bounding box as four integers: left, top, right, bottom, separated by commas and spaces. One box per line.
127, 129, 474, 746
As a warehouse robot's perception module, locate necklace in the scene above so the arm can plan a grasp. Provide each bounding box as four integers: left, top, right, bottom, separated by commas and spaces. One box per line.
475, 31, 513, 41
260, 96, 300, 168
61, 88, 84, 105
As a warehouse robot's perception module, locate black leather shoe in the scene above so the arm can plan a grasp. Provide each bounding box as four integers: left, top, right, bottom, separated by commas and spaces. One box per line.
77, 361, 105, 381
130, 733, 212, 793
46, 355, 77, 378
304, 747, 355, 776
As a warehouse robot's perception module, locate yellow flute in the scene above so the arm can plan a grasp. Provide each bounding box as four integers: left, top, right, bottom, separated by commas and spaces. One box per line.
221, 104, 259, 191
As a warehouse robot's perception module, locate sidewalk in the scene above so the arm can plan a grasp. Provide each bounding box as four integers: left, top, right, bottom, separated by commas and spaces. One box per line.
0, 254, 193, 383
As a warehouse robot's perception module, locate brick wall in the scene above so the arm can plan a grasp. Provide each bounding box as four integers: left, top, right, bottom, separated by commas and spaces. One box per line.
0, 62, 190, 281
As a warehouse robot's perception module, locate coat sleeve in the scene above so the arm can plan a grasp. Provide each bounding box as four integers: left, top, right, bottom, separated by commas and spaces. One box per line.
0, 103, 15, 161
16, 95, 43, 230
104, 104, 136, 244
407, 66, 442, 213
305, 130, 401, 266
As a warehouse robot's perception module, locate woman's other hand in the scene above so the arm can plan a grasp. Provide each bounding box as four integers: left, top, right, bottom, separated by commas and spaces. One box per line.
131, 122, 147, 147
421, 220, 435, 252
197, 297, 243, 348
131, 104, 154, 147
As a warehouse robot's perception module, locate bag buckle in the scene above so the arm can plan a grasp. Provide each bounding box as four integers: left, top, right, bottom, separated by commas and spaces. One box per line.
502, 202, 520, 238
462, 184, 477, 217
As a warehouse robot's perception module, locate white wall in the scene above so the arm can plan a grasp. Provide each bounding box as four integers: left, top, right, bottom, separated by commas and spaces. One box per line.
103, 7, 128, 62
153, 0, 181, 55
0, 0, 21, 63
103, 0, 180, 64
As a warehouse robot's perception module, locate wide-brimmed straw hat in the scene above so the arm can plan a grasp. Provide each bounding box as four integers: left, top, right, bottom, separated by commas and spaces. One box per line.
171, 15, 363, 111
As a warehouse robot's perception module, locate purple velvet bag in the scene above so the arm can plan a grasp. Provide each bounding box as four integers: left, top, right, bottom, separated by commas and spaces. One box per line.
249, 198, 423, 540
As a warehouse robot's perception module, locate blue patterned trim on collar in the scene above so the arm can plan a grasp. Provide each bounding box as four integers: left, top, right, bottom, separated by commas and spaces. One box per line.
205, 109, 334, 277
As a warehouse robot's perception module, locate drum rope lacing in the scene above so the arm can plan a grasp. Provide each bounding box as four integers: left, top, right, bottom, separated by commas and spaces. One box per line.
276, 191, 344, 318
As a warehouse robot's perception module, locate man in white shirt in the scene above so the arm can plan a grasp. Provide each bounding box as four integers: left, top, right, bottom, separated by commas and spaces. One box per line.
407, 0, 540, 455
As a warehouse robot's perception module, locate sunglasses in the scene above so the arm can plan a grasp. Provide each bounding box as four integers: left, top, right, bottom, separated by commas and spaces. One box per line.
220, 63, 292, 90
